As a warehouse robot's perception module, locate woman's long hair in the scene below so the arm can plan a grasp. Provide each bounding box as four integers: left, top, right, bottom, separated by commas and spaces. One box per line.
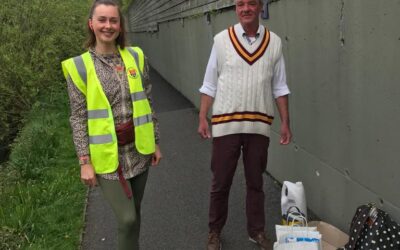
84, 0, 127, 49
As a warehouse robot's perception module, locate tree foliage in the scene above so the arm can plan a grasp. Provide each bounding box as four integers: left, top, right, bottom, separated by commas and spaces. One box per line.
121, 0, 134, 12
0, 0, 89, 149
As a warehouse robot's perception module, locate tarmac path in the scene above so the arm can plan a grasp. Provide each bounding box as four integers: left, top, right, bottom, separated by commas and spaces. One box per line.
81, 67, 284, 250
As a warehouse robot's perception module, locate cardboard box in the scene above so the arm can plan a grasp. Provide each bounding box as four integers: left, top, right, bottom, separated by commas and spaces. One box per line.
309, 221, 349, 250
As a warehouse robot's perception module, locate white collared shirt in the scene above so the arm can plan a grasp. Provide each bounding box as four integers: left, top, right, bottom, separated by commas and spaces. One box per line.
242, 24, 262, 45
200, 24, 290, 99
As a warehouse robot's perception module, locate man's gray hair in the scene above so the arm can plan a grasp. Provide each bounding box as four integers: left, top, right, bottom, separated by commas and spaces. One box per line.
235, 0, 264, 4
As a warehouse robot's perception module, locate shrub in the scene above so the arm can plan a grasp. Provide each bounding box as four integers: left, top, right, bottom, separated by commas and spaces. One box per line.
0, 0, 88, 149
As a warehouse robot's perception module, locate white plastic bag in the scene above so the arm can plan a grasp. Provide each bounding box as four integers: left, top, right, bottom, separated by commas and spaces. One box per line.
274, 226, 321, 250
281, 181, 307, 222
274, 213, 322, 250
274, 241, 321, 250
275, 225, 318, 242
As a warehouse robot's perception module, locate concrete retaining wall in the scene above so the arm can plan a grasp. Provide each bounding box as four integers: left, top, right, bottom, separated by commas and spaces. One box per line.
127, 0, 400, 231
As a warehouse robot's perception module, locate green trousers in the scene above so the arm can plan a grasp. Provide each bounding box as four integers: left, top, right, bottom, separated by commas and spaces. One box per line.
97, 170, 149, 250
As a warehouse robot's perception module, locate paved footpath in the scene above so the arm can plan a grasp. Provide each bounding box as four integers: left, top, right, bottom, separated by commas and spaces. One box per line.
81, 68, 285, 250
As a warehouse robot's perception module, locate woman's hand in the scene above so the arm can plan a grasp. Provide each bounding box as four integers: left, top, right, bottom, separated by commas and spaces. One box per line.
81, 164, 97, 187
151, 144, 162, 166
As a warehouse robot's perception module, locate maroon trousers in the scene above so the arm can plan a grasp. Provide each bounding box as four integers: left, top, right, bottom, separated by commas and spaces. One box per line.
208, 133, 270, 237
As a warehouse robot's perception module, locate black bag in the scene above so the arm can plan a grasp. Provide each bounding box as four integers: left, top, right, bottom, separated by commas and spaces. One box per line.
343, 203, 400, 250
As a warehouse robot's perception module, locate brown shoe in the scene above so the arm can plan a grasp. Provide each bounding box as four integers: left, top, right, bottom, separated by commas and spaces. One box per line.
249, 232, 273, 250
207, 232, 222, 250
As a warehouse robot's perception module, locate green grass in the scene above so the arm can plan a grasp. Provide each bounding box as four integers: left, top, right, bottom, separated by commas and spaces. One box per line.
0, 89, 86, 250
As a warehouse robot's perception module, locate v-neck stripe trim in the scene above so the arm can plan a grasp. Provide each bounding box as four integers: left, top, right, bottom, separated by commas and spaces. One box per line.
228, 26, 270, 65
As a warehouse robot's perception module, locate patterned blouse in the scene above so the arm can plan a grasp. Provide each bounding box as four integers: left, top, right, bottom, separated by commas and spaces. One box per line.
66, 47, 160, 180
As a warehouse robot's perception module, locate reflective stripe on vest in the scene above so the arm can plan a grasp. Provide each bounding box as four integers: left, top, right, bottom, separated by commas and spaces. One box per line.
89, 134, 113, 144
73, 56, 87, 84
131, 91, 147, 102
88, 109, 109, 119
61, 46, 155, 174
134, 114, 152, 126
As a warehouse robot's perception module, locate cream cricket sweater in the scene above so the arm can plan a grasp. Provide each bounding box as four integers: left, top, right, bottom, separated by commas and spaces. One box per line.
212, 23, 282, 138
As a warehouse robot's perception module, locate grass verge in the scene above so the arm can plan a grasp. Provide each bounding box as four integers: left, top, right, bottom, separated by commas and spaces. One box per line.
0, 89, 86, 249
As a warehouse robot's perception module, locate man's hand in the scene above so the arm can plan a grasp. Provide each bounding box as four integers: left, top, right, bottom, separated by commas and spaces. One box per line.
152, 144, 162, 166
198, 118, 211, 139
81, 164, 97, 187
275, 95, 292, 145
198, 94, 214, 139
280, 123, 292, 145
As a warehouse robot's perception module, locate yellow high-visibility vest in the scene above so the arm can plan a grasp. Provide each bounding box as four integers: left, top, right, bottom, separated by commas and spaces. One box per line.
61, 47, 155, 174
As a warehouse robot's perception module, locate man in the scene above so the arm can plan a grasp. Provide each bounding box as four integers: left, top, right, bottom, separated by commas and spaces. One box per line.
198, 0, 292, 249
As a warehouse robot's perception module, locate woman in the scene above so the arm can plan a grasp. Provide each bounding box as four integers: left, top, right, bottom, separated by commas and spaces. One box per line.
61, 0, 162, 249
